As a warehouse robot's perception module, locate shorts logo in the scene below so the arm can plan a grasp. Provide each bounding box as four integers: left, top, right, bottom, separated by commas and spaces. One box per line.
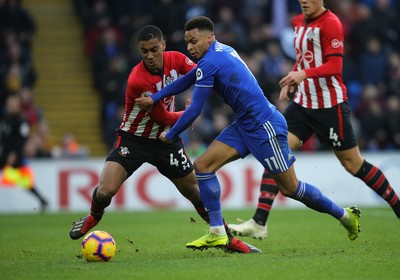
196, 68, 203, 80
331, 39, 343, 48
118, 146, 130, 157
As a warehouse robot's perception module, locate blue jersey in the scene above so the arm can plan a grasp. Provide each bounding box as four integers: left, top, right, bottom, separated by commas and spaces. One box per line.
195, 41, 276, 130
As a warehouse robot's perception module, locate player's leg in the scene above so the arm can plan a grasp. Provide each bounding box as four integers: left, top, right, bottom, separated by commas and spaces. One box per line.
334, 146, 400, 218
171, 170, 261, 253
229, 131, 303, 239
69, 161, 128, 240
249, 112, 361, 241
270, 166, 361, 240
186, 140, 240, 249
70, 132, 142, 240
186, 125, 244, 249
170, 171, 210, 224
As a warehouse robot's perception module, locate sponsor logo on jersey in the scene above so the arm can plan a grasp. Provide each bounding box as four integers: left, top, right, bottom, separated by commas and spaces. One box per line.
304, 51, 314, 63
185, 57, 194, 65
331, 39, 343, 48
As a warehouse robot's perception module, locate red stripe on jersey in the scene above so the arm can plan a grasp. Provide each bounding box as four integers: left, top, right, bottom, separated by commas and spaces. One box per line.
337, 103, 344, 140
292, 11, 347, 109
121, 51, 196, 139
142, 117, 156, 138
128, 110, 147, 135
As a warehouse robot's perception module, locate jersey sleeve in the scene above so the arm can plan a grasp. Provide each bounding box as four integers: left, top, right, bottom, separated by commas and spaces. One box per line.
127, 70, 184, 126
195, 60, 218, 88
148, 104, 183, 126
175, 51, 196, 74
321, 15, 344, 57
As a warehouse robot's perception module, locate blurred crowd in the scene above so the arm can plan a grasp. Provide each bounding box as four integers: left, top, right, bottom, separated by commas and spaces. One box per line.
72, 0, 400, 155
1, 0, 400, 161
0, 0, 86, 159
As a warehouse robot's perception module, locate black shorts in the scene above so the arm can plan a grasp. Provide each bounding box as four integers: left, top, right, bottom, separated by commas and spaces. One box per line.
106, 130, 193, 179
284, 102, 357, 151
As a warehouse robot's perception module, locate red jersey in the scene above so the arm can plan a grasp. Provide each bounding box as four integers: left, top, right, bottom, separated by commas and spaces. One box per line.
120, 51, 196, 139
292, 10, 347, 109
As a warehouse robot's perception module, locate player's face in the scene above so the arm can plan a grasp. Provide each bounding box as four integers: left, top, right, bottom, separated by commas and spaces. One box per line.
298, 0, 325, 20
184, 28, 214, 60
138, 37, 165, 73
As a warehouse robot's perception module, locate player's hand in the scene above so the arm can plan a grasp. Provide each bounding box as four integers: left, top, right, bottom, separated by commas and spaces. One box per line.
279, 85, 290, 100
159, 131, 172, 144
279, 70, 306, 88
135, 93, 154, 112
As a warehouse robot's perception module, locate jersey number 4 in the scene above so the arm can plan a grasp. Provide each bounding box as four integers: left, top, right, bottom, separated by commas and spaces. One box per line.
170, 149, 190, 170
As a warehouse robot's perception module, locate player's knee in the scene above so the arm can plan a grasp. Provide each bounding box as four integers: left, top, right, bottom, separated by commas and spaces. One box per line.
339, 158, 360, 175
96, 186, 116, 200
279, 186, 295, 197
193, 158, 213, 173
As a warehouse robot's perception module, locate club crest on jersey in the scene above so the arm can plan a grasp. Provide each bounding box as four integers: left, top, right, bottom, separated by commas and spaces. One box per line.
165, 75, 175, 85
306, 30, 315, 42
118, 146, 130, 157
196, 68, 203, 80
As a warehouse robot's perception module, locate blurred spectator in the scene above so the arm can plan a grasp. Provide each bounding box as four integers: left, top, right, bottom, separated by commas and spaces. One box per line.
0, 0, 36, 51
214, 6, 246, 51
71, 0, 400, 152
359, 35, 390, 86
18, 87, 42, 127
0, 39, 36, 101
387, 95, 400, 148
359, 99, 390, 150
24, 121, 53, 158
52, 132, 89, 158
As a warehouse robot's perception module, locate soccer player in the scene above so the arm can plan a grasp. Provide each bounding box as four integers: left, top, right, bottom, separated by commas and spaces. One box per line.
0, 94, 48, 212
228, 0, 400, 240
135, 16, 361, 251
69, 25, 259, 253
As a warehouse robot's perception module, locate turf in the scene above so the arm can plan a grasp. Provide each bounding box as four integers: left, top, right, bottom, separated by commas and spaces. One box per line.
0, 207, 398, 280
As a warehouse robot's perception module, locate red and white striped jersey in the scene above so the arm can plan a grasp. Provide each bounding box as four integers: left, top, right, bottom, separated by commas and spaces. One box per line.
120, 51, 195, 139
292, 10, 347, 109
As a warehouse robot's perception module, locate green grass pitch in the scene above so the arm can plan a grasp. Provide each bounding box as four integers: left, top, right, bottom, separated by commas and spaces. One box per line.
0, 207, 398, 280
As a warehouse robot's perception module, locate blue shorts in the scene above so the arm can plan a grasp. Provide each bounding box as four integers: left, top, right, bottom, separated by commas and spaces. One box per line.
216, 111, 296, 174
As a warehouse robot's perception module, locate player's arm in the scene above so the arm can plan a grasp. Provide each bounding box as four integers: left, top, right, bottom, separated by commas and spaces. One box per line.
148, 103, 183, 126
163, 86, 211, 142
304, 55, 342, 78
135, 68, 197, 111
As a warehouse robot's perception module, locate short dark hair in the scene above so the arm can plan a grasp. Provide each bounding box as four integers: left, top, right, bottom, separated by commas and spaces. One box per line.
184, 16, 214, 32
136, 25, 163, 42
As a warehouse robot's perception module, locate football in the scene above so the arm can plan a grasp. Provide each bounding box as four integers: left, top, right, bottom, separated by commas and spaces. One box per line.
81, 230, 116, 262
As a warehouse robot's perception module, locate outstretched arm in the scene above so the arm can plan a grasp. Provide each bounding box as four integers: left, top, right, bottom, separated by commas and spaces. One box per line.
161, 86, 212, 143
135, 68, 197, 111
149, 102, 183, 126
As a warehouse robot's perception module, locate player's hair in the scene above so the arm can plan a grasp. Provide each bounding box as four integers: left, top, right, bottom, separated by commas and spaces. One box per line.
184, 16, 214, 32
136, 25, 163, 42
